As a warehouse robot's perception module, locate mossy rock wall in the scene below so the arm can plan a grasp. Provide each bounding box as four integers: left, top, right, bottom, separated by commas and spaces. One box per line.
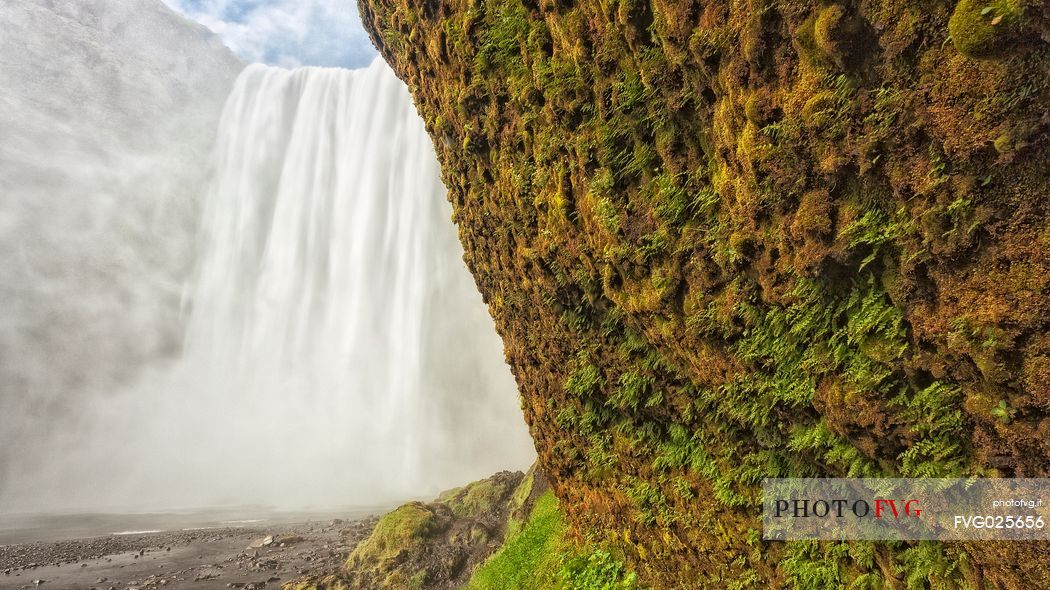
358, 0, 1050, 587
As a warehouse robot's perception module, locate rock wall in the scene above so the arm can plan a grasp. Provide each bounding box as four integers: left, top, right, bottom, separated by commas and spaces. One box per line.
358, 0, 1049, 587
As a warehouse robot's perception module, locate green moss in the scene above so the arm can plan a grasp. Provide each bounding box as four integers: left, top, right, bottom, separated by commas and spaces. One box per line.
509, 469, 536, 516
993, 131, 1013, 154
812, 4, 861, 68
948, 0, 1024, 58
436, 486, 463, 503
794, 13, 833, 69
449, 478, 504, 518
801, 92, 838, 129
346, 502, 437, 569
791, 190, 833, 236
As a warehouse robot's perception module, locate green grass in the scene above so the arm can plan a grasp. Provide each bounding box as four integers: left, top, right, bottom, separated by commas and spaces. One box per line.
467, 491, 641, 590
466, 491, 566, 590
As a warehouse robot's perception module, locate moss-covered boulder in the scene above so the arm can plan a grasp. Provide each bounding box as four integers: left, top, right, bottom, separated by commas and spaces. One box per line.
359, 0, 1050, 587
288, 471, 528, 590
443, 473, 519, 519
345, 501, 441, 577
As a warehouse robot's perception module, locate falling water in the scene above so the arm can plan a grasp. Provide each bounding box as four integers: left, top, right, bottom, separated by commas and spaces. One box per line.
2, 58, 535, 512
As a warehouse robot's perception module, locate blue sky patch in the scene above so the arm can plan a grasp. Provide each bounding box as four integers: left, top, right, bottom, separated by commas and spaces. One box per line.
163, 0, 379, 69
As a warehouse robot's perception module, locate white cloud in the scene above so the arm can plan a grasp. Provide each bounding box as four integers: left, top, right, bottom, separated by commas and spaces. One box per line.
162, 0, 378, 68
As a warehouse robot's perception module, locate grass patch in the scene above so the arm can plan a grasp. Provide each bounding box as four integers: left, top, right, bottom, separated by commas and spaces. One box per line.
466, 491, 566, 590
467, 491, 641, 589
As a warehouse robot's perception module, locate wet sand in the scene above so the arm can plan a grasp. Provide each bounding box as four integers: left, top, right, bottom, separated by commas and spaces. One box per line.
0, 518, 378, 590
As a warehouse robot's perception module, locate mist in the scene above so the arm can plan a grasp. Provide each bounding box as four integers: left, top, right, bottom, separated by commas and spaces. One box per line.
0, 0, 534, 514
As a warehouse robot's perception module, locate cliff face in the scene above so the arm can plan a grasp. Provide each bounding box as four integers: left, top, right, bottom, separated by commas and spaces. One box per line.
358, 0, 1049, 587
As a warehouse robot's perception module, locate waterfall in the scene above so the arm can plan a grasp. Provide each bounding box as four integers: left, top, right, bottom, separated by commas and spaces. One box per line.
2, 58, 535, 511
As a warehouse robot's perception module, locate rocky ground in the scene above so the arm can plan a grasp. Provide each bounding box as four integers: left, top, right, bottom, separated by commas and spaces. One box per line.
0, 518, 377, 590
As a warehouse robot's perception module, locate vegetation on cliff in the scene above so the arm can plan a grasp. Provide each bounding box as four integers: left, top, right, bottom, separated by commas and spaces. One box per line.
285, 468, 638, 590
359, 0, 1049, 587
466, 487, 639, 590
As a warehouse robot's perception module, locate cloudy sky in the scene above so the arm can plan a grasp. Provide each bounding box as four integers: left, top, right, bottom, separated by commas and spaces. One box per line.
162, 0, 378, 68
